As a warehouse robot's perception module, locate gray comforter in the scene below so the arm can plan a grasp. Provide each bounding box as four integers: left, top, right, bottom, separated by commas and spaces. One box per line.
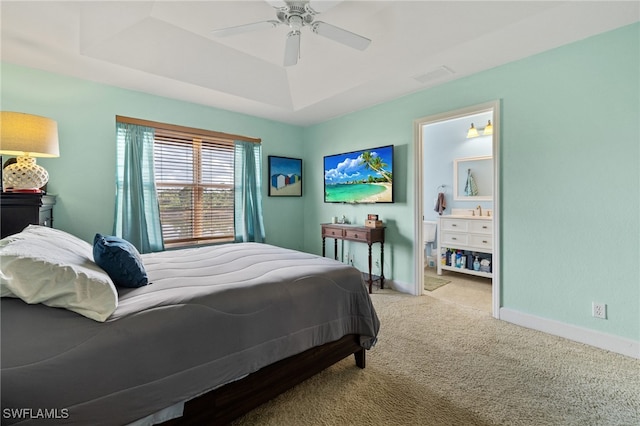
1, 243, 379, 425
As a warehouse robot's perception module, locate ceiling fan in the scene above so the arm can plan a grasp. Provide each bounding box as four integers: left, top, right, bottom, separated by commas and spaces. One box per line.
212, 0, 371, 66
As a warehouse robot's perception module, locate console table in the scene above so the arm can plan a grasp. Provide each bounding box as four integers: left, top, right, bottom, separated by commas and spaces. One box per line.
321, 223, 385, 293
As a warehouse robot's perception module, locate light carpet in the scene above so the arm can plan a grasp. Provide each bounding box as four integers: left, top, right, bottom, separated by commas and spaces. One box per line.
232, 290, 640, 426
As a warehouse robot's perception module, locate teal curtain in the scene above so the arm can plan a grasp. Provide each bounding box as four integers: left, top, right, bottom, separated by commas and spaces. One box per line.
234, 141, 265, 243
114, 122, 164, 253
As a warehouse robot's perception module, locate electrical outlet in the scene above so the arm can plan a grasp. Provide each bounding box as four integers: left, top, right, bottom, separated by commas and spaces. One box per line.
592, 302, 607, 319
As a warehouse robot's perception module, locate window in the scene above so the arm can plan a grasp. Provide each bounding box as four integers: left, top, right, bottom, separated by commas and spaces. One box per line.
154, 130, 235, 247
115, 116, 262, 249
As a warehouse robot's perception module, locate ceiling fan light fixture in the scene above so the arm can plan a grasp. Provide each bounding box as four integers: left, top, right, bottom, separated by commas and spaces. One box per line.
212, 0, 371, 66
288, 14, 303, 29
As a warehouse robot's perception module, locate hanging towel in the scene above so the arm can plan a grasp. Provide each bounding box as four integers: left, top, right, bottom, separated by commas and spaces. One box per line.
434, 192, 446, 215
464, 169, 478, 196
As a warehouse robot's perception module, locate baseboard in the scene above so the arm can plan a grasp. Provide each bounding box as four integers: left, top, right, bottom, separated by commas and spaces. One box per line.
386, 279, 414, 295
500, 308, 640, 359
384, 282, 639, 359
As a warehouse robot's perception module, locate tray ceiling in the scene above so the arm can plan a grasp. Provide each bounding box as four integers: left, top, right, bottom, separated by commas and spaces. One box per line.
2, 1, 638, 125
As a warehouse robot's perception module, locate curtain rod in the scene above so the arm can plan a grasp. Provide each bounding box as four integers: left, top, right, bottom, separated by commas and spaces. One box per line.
116, 115, 261, 144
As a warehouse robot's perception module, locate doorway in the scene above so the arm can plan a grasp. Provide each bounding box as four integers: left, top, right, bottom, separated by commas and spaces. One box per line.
413, 101, 500, 318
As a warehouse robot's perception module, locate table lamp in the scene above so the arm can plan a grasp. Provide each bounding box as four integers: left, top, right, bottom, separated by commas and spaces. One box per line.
1, 112, 60, 193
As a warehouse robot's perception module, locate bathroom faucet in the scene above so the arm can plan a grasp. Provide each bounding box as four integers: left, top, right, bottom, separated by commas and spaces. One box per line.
477, 205, 482, 216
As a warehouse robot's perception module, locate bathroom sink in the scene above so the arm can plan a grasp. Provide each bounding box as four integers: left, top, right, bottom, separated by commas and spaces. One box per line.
448, 208, 492, 218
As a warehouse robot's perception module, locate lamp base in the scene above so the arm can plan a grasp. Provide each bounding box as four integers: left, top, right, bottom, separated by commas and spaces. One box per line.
2, 156, 49, 192
3, 188, 43, 193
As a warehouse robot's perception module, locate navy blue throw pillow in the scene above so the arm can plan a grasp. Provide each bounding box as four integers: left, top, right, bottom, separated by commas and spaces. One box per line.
93, 234, 149, 288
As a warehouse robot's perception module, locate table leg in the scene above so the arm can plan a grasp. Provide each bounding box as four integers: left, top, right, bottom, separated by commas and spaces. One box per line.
322, 237, 326, 257
380, 242, 385, 289
334, 239, 338, 261
367, 243, 373, 294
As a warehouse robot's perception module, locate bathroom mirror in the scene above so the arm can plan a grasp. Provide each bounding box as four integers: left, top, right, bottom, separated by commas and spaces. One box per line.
453, 156, 493, 201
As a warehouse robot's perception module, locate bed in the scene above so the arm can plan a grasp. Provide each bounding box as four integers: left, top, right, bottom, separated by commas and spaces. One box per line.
0, 226, 379, 425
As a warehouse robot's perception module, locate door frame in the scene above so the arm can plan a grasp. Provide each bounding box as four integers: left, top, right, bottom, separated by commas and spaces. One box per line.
413, 100, 501, 318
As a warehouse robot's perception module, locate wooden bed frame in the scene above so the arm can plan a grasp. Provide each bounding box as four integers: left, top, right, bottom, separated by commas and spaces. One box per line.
163, 334, 365, 425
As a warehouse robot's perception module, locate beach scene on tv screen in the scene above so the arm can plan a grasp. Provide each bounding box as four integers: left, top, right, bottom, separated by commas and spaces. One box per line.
324, 146, 393, 203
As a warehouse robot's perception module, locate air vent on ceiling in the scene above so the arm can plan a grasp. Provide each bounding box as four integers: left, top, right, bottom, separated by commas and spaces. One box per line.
413, 66, 455, 84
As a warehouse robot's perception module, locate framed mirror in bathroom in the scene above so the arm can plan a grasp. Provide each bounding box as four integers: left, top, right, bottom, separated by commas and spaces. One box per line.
453, 156, 493, 201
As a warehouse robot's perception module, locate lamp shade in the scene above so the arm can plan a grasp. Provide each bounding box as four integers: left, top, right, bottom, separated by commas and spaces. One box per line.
466, 123, 479, 138
1, 112, 60, 157
483, 120, 493, 136
1, 112, 60, 192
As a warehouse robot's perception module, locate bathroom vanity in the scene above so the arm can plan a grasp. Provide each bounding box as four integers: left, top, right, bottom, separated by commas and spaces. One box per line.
437, 215, 493, 279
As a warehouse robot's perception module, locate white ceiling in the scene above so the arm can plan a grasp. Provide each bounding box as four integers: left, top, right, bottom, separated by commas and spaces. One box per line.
2, 1, 638, 126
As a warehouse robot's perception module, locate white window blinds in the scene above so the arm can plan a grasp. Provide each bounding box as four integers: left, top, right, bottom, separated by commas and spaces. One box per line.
154, 130, 235, 247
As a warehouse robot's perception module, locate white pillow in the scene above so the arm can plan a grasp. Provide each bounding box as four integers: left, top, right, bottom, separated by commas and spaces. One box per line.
0, 225, 118, 322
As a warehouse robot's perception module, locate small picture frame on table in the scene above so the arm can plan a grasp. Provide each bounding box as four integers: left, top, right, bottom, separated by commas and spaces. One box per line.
268, 156, 302, 197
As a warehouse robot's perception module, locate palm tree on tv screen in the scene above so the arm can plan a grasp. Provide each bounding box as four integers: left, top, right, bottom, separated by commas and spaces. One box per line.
359, 151, 392, 183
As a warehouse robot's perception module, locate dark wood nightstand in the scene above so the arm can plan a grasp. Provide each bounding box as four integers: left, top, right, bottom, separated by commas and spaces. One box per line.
0, 193, 56, 238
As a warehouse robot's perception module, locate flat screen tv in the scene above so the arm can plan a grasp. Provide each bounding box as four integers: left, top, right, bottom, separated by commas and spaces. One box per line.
324, 145, 394, 203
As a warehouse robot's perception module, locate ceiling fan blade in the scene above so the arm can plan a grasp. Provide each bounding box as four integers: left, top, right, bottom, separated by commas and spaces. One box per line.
264, 0, 287, 8
284, 30, 301, 67
311, 21, 370, 51
212, 20, 279, 38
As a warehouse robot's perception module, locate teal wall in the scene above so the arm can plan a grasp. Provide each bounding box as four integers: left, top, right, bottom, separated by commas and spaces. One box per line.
2, 23, 638, 343
1, 65, 305, 251
303, 23, 639, 342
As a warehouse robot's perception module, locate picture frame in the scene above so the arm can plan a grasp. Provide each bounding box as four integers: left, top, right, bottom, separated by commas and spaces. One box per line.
268, 156, 302, 197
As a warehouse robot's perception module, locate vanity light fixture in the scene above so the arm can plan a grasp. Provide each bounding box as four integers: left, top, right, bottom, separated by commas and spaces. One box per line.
466, 120, 493, 138
483, 120, 493, 136
466, 123, 479, 138
0, 111, 60, 192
